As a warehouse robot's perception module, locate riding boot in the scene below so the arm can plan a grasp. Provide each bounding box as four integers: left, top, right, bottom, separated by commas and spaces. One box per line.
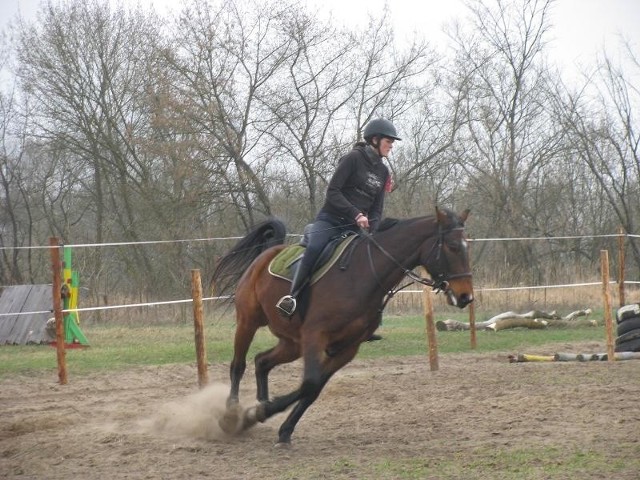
276, 262, 313, 317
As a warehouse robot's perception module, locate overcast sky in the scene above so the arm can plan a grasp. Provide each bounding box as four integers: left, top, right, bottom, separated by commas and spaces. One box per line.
2, 0, 638, 78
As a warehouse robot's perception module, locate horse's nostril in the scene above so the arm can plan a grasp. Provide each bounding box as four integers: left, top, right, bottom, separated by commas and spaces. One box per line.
457, 294, 473, 308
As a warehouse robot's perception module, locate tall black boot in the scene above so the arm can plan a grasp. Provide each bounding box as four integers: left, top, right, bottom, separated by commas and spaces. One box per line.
276, 262, 313, 317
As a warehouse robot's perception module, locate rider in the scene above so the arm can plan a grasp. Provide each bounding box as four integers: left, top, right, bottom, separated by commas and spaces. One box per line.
275, 118, 401, 317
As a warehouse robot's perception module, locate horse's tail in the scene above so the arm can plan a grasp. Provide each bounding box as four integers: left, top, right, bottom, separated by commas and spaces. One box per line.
211, 218, 287, 301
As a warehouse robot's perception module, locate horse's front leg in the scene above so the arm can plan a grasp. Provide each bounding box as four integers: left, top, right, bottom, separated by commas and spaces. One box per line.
274, 369, 333, 446
238, 343, 328, 441
271, 342, 359, 446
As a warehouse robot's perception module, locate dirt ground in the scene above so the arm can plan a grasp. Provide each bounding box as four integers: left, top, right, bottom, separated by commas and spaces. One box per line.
2, 340, 640, 480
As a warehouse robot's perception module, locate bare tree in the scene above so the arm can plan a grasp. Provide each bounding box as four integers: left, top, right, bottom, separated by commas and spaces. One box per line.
167, 0, 296, 230
258, 7, 440, 226
256, 9, 359, 224
0, 82, 27, 284
15, 0, 179, 296
447, 0, 567, 283
553, 48, 640, 273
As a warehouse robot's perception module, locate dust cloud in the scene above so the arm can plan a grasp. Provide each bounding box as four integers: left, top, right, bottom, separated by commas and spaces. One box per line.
140, 382, 235, 440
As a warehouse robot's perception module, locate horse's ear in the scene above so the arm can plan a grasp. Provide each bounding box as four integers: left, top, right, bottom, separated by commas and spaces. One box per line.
435, 205, 446, 224
459, 209, 471, 223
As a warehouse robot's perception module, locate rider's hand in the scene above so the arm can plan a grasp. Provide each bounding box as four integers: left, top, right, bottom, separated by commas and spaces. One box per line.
356, 213, 369, 230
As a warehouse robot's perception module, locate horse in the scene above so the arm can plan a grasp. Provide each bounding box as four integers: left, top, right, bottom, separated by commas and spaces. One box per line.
211, 206, 474, 447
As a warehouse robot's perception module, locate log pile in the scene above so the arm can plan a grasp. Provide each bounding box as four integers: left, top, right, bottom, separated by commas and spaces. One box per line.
508, 351, 640, 362
436, 309, 595, 332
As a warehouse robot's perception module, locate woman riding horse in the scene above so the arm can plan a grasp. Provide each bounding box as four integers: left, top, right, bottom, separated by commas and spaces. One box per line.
276, 118, 401, 318
212, 207, 474, 447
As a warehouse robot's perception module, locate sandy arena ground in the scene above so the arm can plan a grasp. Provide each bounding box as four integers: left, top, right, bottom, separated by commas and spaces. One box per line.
1, 340, 640, 479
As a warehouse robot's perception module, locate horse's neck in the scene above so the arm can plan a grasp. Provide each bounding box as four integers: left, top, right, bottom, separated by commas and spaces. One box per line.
370, 218, 435, 287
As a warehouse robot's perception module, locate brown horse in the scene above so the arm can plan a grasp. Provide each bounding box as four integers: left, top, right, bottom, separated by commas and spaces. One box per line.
211, 207, 473, 447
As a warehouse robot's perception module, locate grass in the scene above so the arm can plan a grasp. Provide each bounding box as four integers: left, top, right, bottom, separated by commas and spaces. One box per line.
274, 444, 640, 479
354, 446, 636, 480
0, 313, 609, 378
1, 312, 633, 480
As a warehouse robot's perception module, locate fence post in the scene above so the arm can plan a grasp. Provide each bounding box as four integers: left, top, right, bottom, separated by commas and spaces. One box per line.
422, 284, 439, 371
191, 269, 209, 388
600, 250, 615, 362
467, 243, 477, 349
618, 226, 625, 307
49, 237, 67, 385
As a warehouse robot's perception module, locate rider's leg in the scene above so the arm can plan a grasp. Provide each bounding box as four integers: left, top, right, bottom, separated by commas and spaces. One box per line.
276, 220, 333, 317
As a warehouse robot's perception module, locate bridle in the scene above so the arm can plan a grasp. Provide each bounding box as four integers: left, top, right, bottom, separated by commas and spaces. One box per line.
362, 224, 472, 309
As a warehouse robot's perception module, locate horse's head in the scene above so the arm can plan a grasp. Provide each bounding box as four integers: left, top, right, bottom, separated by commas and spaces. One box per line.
422, 207, 474, 308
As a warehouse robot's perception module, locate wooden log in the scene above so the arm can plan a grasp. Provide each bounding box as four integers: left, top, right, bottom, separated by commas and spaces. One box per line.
438, 308, 596, 332
595, 351, 640, 361
578, 353, 600, 361
554, 353, 587, 362
485, 318, 548, 331
486, 310, 559, 322
562, 308, 592, 320
508, 353, 555, 363
436, 319, 469, 331
615, 352, 640, 360
546, 319, 598, 329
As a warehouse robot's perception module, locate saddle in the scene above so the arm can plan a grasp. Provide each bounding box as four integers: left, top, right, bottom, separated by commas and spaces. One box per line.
268, 231, 359, 284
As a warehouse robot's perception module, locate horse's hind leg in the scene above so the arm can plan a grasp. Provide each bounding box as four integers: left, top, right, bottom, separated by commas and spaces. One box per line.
254, 338, 300, 402
218, 318, 260, 435
227, 319, 259, 407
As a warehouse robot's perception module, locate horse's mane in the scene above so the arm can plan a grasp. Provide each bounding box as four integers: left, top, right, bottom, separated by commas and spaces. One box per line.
377, 216, 427, 232
211, 218, 287, 300
378, 217, 400, 231
378, 208, 464, 233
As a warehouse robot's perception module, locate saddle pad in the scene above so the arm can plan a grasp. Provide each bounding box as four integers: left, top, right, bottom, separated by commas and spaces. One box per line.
268, 234, 358, 285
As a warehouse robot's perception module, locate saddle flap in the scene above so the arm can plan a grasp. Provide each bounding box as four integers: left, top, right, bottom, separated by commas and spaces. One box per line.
268, 234, 358, 284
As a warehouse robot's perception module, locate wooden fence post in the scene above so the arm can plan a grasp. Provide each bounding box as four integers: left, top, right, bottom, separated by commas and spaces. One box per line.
49, 237, 67, 385
467, 240, 477, 349
600, 250, 615, 362
191, 269, 209, 388
469, 302, 477, 349
422, 284, 439, 371
618, 226, 625, 307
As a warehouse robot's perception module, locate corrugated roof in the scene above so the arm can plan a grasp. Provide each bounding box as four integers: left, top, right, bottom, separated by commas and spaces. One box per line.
0, 285, 54, 345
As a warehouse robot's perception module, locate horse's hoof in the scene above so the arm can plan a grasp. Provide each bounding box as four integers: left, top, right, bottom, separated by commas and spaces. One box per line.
274, 441, 292, 449
218, 404, 243, 435
241, 403, 266, 431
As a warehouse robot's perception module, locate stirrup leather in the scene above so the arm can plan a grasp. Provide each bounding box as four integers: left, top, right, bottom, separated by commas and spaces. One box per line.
276, 295, 297, 317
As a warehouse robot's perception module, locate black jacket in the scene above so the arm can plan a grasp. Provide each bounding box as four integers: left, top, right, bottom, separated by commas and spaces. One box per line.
319, 143, 389, 232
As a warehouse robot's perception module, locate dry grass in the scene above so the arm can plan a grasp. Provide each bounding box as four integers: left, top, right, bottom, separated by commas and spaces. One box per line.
386, 282, 640, 317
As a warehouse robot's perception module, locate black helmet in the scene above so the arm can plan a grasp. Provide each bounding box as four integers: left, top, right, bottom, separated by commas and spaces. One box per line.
363, 118, 401, 141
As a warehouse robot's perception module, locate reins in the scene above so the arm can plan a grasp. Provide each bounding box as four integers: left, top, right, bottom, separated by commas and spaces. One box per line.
361, 224, 471, 311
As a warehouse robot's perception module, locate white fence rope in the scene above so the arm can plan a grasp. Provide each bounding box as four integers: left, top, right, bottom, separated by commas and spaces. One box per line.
1, 231, 637, 318
5, 281, 639, 318
0, 231, 633, 250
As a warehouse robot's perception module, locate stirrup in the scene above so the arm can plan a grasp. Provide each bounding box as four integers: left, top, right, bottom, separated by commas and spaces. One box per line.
276, 295, 297, 317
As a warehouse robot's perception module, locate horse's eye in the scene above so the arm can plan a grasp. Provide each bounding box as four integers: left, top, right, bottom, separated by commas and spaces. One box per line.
447, 241, 462, 253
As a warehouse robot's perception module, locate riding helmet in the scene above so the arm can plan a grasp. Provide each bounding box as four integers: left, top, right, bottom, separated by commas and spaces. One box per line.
363, 118, 402, 141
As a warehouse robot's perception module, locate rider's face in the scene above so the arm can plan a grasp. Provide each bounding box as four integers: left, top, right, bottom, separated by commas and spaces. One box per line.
378, 137, 395, 157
